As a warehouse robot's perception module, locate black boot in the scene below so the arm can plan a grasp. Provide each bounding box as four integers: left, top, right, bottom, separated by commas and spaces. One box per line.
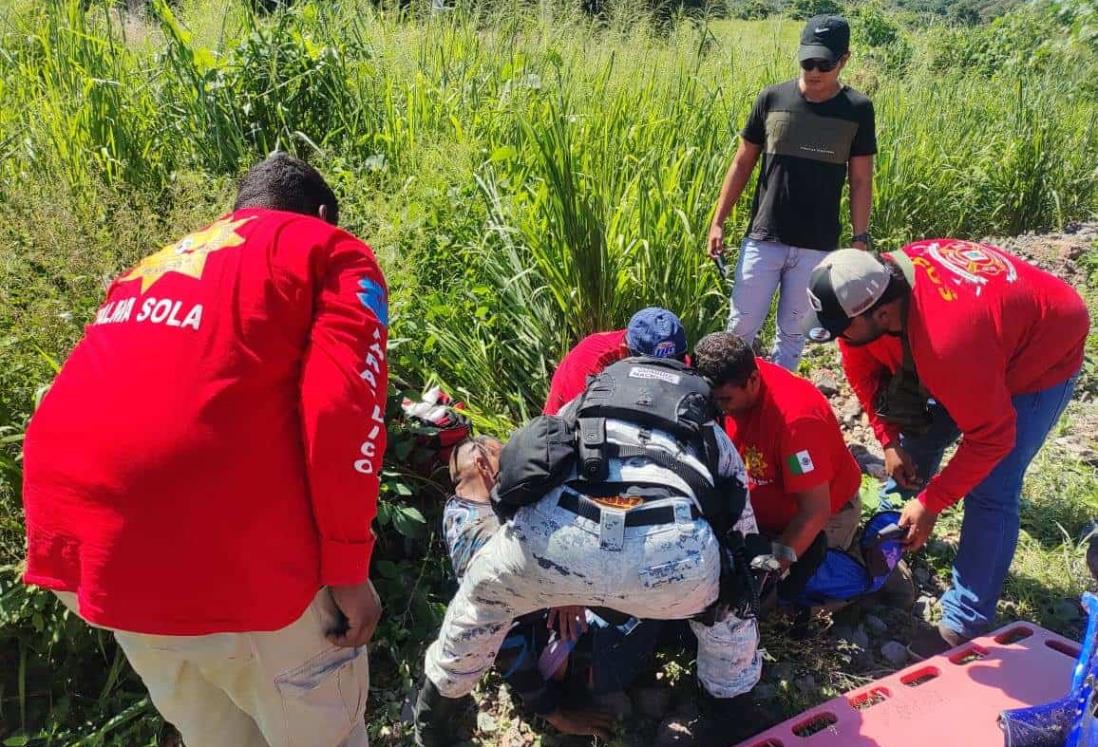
412, 678, 467, 747
656, 688, 780, 746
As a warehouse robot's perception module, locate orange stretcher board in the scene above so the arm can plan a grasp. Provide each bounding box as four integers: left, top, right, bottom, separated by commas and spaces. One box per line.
735, 622, 1082, 747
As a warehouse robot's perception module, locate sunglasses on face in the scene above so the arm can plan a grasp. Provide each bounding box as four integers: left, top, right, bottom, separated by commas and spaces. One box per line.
800, 58, 837, 72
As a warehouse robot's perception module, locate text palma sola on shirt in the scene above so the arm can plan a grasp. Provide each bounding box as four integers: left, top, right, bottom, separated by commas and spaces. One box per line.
92, 296, 203, 331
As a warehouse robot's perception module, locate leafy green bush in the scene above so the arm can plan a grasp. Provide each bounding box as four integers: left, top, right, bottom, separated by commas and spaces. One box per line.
925, 3, 1066, 77
728, 0, 777, 20
788, 0, 843, 20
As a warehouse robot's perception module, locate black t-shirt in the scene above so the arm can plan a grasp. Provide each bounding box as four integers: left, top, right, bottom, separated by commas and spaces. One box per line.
740, 79, 876, 252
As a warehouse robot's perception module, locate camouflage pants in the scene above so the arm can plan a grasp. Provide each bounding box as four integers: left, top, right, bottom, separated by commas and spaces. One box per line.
424, 489, 762, 699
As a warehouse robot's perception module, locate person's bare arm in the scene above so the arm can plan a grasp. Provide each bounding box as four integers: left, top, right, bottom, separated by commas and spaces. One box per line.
708, 140, 763, 258
775, 482, 832, 565
848, 155, 873, 250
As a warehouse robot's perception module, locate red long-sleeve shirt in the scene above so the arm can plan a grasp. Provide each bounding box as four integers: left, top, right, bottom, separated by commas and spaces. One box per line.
543, 330, 629, 415
838, 239, 1088, 513
22, 208, 388, 635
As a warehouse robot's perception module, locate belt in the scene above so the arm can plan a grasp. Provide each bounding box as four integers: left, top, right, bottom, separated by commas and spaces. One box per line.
557, 490, 701, 527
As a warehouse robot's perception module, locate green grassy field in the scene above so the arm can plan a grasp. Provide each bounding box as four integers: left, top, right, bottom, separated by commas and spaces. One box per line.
1, 0, 1097, 744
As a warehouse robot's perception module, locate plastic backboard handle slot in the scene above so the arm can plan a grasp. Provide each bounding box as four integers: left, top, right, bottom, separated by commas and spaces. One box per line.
994, 626, 1034, 646
747, 741, 784, 747
849, 687, 891, 711
949, 644, 990, 665
1045, 639, 1082, 658
900, 665, 940, 687
792, 712, 838, 738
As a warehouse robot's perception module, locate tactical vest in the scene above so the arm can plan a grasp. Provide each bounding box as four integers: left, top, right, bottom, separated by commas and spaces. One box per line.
492, 357, 744, 529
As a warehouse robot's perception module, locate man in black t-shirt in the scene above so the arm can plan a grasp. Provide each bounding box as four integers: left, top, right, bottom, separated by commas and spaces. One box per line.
708, 15, 876, 371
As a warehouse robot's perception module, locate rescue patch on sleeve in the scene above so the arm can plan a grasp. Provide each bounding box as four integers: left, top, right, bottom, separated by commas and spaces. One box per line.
357, 277, 389, 326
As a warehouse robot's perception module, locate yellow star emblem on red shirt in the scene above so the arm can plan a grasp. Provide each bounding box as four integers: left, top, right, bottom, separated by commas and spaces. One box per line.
120, 216, 254, 293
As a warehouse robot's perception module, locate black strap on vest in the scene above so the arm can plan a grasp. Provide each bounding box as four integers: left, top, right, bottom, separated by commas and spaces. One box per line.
609, 444, 713, 503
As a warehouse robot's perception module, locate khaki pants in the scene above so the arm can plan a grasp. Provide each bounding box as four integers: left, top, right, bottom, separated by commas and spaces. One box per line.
56, 590, 369, 747
823, 493, 862, 551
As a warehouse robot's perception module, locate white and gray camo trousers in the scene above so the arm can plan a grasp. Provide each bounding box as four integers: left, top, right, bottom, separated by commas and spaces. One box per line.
424, 488, 763, 700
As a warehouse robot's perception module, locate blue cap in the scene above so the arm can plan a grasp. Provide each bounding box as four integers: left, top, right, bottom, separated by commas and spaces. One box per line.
625, 307, 687, 359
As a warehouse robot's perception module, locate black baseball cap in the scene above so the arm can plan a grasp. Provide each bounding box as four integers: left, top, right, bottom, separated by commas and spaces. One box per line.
799, 15, 850, 64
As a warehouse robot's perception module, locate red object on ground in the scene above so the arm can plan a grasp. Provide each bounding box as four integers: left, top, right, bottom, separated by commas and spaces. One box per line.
735, 621, 1081, 747
722, 360, 862, 536
22, 208, 389, 635
543, 329, 629, 415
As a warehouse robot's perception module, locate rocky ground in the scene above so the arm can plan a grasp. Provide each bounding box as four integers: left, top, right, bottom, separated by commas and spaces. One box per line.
382, 226, 1098, 746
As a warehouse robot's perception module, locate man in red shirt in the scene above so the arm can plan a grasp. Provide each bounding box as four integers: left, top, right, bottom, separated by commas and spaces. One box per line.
543, 307, 687, 415
807, 240, 1088, 657
21, 154, 387, 747
693, 331, 863, 601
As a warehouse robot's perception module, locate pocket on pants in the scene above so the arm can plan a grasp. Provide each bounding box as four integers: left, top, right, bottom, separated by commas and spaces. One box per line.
639, 551, 706, 590
274, 645, 368, 746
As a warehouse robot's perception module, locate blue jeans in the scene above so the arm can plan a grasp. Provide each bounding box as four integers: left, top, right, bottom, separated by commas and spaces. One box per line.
726, 238, 830, 371
881, 376, 1078, 638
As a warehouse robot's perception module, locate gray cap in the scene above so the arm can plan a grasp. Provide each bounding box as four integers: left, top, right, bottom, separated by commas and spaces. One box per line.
807, 249, 890, 339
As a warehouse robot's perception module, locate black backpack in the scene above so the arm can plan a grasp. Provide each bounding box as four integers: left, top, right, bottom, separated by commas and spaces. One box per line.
491, 357, 744, 526
491, 415, 577, 516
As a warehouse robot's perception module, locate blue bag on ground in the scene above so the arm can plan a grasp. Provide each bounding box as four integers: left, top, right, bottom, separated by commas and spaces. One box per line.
794, 510, 904, 606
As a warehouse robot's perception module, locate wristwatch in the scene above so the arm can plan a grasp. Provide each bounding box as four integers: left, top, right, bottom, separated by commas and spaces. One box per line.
850, 232, 872, 248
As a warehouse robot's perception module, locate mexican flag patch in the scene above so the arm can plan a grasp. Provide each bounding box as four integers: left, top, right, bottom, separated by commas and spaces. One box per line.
787, 450, 815, 476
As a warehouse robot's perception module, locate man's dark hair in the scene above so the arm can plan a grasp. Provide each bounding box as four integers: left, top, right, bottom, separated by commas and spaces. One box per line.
233, 152, 339, 226
864, 257, 911, 316
693, 332, 757, 387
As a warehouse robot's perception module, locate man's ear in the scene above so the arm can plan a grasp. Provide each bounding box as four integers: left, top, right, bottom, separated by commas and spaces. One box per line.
318, 204, 334, 225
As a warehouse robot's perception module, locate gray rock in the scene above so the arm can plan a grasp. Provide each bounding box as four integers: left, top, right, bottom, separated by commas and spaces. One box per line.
813, 370, 841, 397
914, 595, 937, 622
794, 674, 817, 695
476, 712, 498, 733
864, 614, 889, 634
881, 640, 909, 667
840, 399, 862, 426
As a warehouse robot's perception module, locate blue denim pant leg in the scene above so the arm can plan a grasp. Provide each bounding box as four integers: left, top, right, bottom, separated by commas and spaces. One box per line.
941, 375, 1078, 638
726, 239, 785, 346
772, 244, 829, 371
726, 239, 828, 371
878, 402, 961, 510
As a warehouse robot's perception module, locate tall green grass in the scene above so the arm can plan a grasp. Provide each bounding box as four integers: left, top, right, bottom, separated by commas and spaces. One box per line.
5, 0, 1096, 419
